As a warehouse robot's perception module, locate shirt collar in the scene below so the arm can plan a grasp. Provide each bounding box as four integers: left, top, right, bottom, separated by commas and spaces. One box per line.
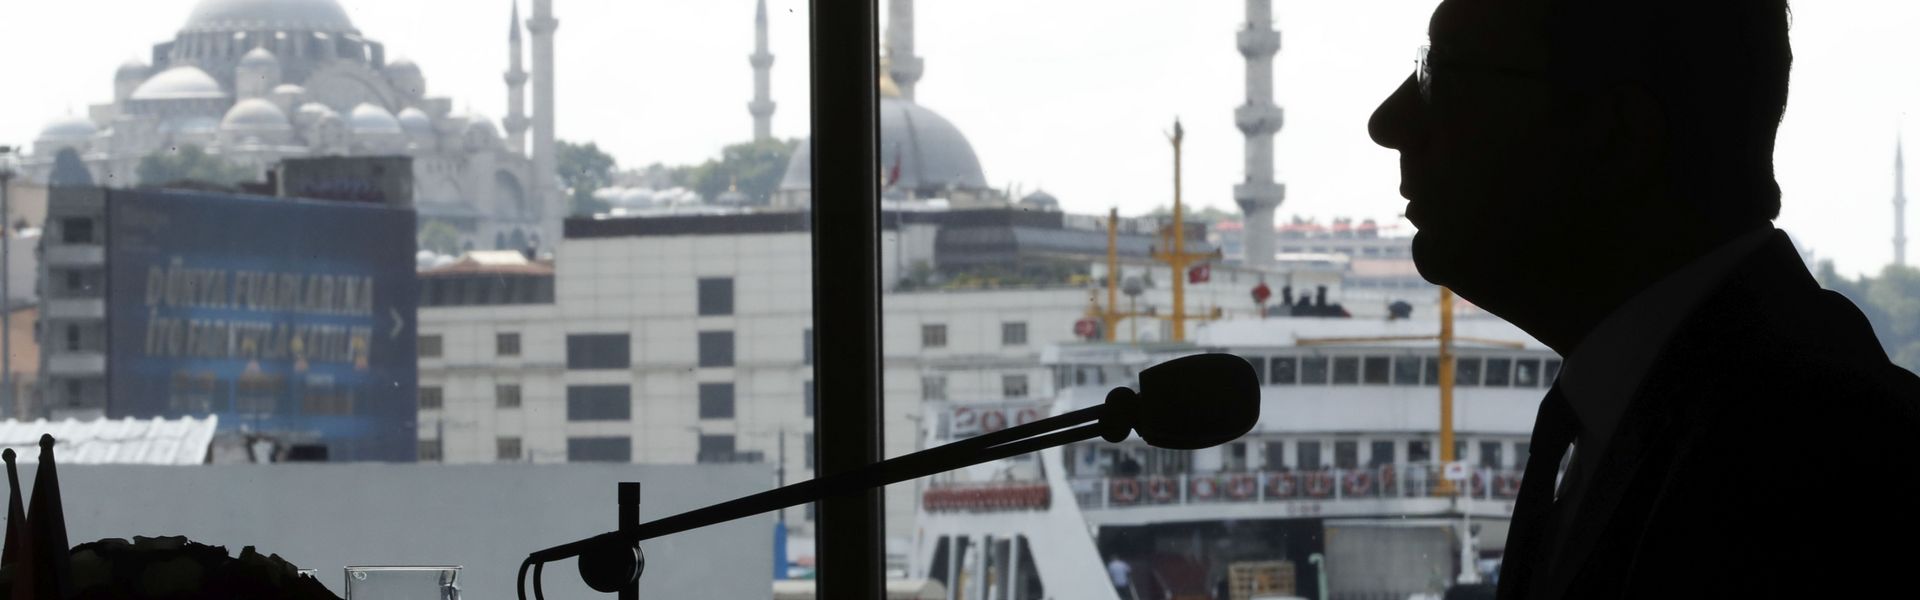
1556, 226, 1777, 445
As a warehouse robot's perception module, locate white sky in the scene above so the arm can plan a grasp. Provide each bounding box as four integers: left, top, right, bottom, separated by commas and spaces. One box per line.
2, 1, 1915, 278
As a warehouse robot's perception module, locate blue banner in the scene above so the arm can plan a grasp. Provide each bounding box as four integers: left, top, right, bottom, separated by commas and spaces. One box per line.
107, 189, 419, 461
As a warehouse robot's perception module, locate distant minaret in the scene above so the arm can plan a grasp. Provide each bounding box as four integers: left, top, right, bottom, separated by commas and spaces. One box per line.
1234, 0, 1285, 268
528, 0, 559, 211
504, 1, 530, 155
748, 0, 776, 142
885, 0, 922, 101
1898, 136, 1909, 267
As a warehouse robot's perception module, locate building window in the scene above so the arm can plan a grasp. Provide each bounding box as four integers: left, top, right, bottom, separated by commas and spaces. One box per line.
1393, 356, 1421, 386
1331, 356, 1361, 385
698, 277, 734, 316
1269, 357, 1298, 385
1484, 357, 1512, 387
1298, 441, 1323, 470
698, 330, 735, 367
698, 434, 737, 464
566, 334, 630, 369
922, 375, 947, 401
1514, 358, 1543, 388
699, 383, 735, 420
1480, 441, 1504, 469
1300, 356, 1330, 384
1370, 441, 1395, 466
418, 386, 443, 410
922, 324, 947, 348
566, 385, 631, 421
805, 433, 815, 469
1001, 322, 1027, 346
61, 218, 92, 244
803, 381, 815, 418
496, 332, 521, 357
1362, 356, 1391, 385
418, 439, 442, 462
1002, 374, 1029, 398
65, 271, 83, 293
65, 324, 80, 351
567, 437, 631, 463
803, 328, 813, 365
497, 437, 522, 462
1334, 440, 1359, 469
495, 384, 522, 409
418, 335, 442, 358
1455, 357, 1482, 387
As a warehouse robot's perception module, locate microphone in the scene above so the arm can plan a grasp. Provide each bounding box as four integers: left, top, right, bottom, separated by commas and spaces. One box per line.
518, 353, 1259, 599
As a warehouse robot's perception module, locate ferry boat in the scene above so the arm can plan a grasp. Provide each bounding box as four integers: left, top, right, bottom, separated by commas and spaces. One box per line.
910, 313, 1555, 600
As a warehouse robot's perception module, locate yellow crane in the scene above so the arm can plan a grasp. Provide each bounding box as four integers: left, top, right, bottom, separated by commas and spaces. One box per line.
1296, 287, 1524, 496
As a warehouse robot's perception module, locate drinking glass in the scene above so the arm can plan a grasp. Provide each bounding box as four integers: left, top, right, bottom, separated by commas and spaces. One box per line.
344, 566, 462, 600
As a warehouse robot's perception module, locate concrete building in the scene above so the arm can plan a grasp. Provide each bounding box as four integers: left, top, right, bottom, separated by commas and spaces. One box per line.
21, 0, 562, 251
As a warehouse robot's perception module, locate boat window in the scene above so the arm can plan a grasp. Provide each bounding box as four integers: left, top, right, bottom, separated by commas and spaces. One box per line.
1514, 358, 1542, 387
1544, 358, 1564, 382
1408, 440, 1432, 463
1301, 356, 1330, 385
1455, 357, 1482, 386
1334, 440, 1359, 469
1392, 355, 1421, 386
1484, 357, 1512, 387
1264, 441, 1286, 470
1369, 441, 1395, 466
1298, 441, 1323, 469
1362, 356, 1391, 385
1423, 356, 1440, 386
1331, 356, 1360, 385
1250, 355, 1268, 384
1270, 356, 1298, 384
1480, 441, 1503, 469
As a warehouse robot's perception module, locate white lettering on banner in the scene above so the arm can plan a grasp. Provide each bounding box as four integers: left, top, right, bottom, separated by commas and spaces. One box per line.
948, 403, 1048, 437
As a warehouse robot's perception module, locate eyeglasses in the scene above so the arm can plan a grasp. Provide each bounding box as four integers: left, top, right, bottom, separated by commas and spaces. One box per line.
1415, 44, 1552, 102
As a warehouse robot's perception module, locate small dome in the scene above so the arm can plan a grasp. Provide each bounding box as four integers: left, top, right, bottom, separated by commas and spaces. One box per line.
182, 0, 357, 34
1019, 189, 1059, 210
238, 47, 278, 69
781, 96, 989, 197
221, 98, 291, 131
37, 115, 98, 141
386, 58, 420, 74
131, 66, 226, 101
116, 60, 151, 80
272, 83, 305, 95
397, 107, 433, 134
464, 113, 501, 138
349, 103, 402, 135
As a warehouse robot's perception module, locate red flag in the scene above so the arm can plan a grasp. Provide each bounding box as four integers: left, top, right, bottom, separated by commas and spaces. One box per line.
884, 144, 903, 190
1188, 263, 1211, 284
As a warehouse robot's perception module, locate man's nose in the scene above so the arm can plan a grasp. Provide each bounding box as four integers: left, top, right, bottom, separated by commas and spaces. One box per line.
1369, 74, 1422, 151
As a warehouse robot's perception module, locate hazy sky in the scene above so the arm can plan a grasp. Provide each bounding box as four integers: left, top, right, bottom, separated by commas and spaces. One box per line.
2, 1, 1915, 278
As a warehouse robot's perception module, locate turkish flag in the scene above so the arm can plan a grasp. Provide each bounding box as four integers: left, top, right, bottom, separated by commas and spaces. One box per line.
1188, 263, 1211, 284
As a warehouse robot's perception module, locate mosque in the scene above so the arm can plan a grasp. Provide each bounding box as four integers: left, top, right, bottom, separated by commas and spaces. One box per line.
21, 0, 563, 252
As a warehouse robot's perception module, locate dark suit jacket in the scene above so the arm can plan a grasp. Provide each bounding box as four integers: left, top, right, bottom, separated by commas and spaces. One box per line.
1497, 230, 1920, 599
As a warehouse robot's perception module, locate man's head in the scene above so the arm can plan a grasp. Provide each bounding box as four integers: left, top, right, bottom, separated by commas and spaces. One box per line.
1369, 0, 1791, 323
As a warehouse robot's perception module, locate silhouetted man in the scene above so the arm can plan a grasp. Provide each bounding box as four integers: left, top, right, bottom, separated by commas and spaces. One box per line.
1369, 0, 1920, 597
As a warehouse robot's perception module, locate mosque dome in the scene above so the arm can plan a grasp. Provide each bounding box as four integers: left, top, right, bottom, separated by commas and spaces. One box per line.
238, 47, 279, 69
396, 107, 434, 135
221, 98, 291, 131
160, 116, 221, 135
386, 58, 421, 75
272, 84, 306, 96
349, 103, 403, 135
780, 96, 988, 197
181, 0, 357, 34
295, 102, 338, 125
37, 116, 98, 142
130, 66, 226, 101
1019, 189, 1060, 211
116, 60, 151, 81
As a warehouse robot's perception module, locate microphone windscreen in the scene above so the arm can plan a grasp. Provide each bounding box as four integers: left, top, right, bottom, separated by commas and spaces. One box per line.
1131, 353, 1260, 450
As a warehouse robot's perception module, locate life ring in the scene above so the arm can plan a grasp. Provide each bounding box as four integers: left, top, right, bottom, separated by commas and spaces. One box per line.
1190, 477, 1219, 500
980, 410, 1008, 433
1304, 472, 1335, 498
1015, 407, 1043, 425
1266, 472, 1297, 499
1496, 473, 1522, 498
1343, 471, 1373, 496
1110, 478, 1141, 504
1470, 471, 1487, 496
1147, 478, 1178, 503
1378, 464, 1397, 494
1227, 475, 1257, 500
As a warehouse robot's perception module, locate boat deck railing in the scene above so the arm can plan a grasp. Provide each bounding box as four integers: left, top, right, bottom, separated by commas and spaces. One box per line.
1070, 464, 1524, 510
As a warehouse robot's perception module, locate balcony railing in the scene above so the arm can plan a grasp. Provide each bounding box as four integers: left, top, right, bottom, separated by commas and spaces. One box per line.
1070, 464, 1523, 510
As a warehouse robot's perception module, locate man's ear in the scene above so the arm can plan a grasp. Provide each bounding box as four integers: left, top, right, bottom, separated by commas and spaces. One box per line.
1587, 84, 1667, 189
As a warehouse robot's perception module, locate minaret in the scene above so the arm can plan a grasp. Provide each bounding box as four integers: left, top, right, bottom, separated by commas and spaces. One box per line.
1897, 136, 1909, 267
884, 0, 922, 101
748, 0, 776, 142
504, 1, 530, 155
1233, 0, 1285, 268
528, 0, 559, 213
